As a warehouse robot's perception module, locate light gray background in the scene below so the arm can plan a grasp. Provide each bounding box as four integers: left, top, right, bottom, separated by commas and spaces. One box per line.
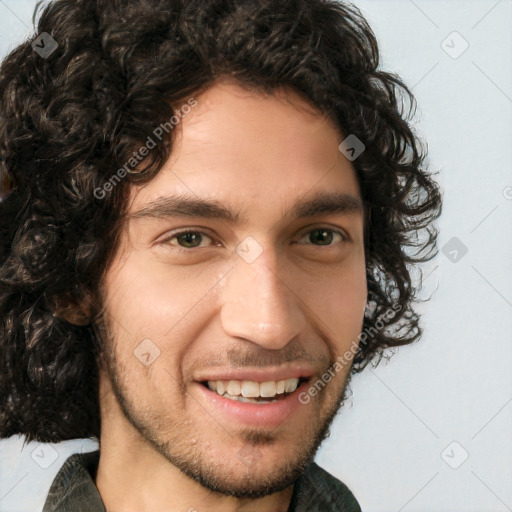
0, 1, 511, 511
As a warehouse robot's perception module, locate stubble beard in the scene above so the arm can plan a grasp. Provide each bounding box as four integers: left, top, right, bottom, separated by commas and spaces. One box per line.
97, 321, 353, 499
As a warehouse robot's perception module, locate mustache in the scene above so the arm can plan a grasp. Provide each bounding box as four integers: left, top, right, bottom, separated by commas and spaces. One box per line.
195, 343, 332, 370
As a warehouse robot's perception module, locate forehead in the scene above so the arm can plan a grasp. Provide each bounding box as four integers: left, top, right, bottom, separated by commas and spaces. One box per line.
173, 80, 342, 165
127, 80, 361, 219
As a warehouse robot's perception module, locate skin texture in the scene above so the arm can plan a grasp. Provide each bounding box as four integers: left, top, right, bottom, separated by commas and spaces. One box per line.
94, 79, 367, 512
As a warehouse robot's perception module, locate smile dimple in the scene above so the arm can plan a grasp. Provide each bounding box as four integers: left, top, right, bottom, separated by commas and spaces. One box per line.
202, 378, 304, 404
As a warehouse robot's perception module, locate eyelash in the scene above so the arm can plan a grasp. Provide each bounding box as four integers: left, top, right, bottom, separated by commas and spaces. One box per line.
160, 227, 348, 250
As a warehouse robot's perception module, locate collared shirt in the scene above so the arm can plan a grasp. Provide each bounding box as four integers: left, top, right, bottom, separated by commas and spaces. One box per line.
42, 450, 361, 512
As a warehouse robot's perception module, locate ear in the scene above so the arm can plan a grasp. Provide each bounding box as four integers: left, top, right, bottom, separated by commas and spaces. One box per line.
50, 294, 94, 326
0, 158, 14, 200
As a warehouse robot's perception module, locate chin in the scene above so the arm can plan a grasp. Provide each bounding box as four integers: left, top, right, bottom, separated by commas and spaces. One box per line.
180, 456, 308, 499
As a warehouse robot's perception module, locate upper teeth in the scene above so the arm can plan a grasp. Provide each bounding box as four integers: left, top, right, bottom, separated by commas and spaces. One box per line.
207, 378, 300, 398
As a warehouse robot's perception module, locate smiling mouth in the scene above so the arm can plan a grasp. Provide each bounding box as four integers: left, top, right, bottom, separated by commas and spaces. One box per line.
199, 377, 309, 404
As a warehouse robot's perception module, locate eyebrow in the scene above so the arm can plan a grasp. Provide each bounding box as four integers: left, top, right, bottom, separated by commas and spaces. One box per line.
130, 191, 363, 224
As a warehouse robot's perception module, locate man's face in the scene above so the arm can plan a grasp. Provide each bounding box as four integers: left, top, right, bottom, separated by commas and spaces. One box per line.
97, 80, 367, 497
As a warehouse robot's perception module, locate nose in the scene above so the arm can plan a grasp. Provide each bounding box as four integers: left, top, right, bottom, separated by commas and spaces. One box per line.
219, 243, 305, 350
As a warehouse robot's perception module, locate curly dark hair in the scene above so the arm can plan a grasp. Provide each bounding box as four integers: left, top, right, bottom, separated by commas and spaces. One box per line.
0, 0, 442, 443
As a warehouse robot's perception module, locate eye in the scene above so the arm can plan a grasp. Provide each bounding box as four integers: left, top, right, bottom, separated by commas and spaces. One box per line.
159, 226, 348, 252
162, 230, 220, 249
297, 227, 347, 246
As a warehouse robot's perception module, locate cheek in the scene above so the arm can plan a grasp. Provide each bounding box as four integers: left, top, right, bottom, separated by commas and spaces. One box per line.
104, 250, 205, 336
102, 253, 221, 387
306, 267, 367, 345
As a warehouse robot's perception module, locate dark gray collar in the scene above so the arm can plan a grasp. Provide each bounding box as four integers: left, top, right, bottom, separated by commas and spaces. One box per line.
43, 450, 361, 512
43, 451, 105, 512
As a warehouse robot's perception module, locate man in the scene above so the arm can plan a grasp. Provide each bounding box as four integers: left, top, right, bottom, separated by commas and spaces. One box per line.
0, 0, 442, 510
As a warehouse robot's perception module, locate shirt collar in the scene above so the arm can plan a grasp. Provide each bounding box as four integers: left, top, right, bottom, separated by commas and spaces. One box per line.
43, 450, 360, 512
43, 451, 105, 512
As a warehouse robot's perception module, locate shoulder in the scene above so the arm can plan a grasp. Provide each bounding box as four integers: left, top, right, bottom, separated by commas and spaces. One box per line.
293, 461, 361, 512
43, 450, 105, 512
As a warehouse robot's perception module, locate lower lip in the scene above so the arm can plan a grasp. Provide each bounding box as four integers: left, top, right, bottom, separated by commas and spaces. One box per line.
194, 380, 312, 428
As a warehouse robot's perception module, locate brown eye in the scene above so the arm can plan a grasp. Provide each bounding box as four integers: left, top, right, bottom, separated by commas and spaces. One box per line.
309, 229, 333, 245
299, 228, 346, 246
161, 229, 220, 250
175, 232, 205, 248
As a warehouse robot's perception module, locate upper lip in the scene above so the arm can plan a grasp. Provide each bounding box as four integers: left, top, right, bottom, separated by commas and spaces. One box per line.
194, 365, 314, 383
